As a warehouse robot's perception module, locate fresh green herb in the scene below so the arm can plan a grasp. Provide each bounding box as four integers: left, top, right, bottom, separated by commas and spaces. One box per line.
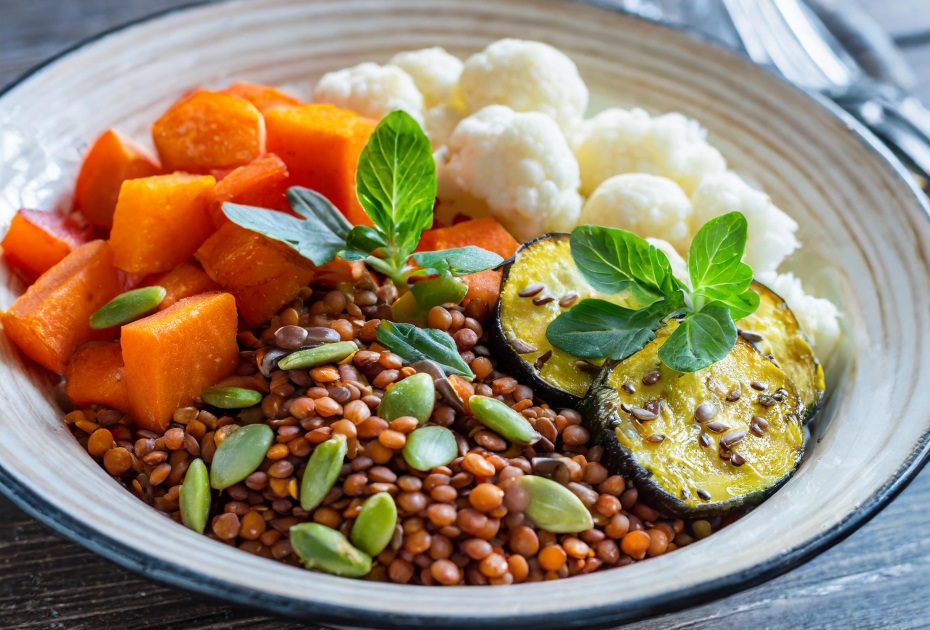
411, 246, 504, 276
547, 212, 758, 373
375, 321, 474, 379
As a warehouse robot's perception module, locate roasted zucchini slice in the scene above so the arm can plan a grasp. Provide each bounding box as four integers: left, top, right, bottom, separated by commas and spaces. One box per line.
581, 321, 806, 517
737, 281, 825, 422
490, 234, 629, 407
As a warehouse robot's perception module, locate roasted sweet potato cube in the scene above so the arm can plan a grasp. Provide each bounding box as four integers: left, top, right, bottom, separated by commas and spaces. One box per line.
1, 209, 94, 281
2, 240, 123, 373
121, 292, 239, 432
74, 130, 161, 228
264, 104, 375, 226
224, 82, 301, 112
152, 91, 266, 173
144, 262, 219, 311
209, 153, 290, 226
64, 342, 129, 412
416, 217, 520, 258
196, 223, 315, 326
110, 173, 216, 274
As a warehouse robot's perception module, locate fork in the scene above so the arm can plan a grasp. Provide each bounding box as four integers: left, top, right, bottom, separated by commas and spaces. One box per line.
723, 0, 930, 183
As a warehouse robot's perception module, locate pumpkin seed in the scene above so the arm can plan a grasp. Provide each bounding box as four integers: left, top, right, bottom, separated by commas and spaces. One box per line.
378, 372, 435, 424
89, 286, 167, 329
179, 458, 210, 534
402, 425, 458, 472
519, 474, 594, 533
210, 424, 274, 490
200, 386, 262, 409
349, 492, 397, 556
278, 341, 358, 370
290, 522, 372, 577
300, 434, 348, 511
468, 395, 541, 446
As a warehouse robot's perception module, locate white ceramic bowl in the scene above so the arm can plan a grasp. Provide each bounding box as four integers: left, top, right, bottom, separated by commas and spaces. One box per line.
2, 1, 929, 627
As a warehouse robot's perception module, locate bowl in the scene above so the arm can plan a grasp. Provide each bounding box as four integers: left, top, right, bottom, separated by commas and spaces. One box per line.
2, 0, 929, 627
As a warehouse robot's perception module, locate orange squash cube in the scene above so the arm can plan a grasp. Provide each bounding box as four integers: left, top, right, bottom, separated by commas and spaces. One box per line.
461, 269, 503, 307
152, 90, 266, 173
224, 82, 301, 112
110, 173, 216, 274
2, 240, 123, 373
64, 342, 130, 412
417, 217, 520, 258
197, 223, 315, 326
74, 130, 161, 228
1, 209, 94, 281
264, 104, 375, 226
121, 291, 239, 432
209, 153, 290, 226
145, 262, 219, 311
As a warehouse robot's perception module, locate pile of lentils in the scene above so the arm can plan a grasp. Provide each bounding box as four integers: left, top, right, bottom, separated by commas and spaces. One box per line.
63, 281, 733, 585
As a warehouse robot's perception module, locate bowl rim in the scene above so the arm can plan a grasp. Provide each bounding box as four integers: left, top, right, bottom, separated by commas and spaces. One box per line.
1, 0, 930, 627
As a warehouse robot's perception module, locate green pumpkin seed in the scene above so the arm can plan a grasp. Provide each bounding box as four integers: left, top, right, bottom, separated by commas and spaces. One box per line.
201, 386, 263, 409
468, 395, 541, 445
179, 458, 211, 534
89, 286, 167, 329
378, 372, 435, 424
300, 434, 348, 511
520, 475, 593, 534
402, 425, 458, 472
278, 341, 358, 370
290, 522, 372, 577
210, 424, 274, 490
349, 492, 397, 556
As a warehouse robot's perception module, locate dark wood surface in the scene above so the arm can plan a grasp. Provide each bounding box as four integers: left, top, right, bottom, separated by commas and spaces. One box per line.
2, 1, 929, 628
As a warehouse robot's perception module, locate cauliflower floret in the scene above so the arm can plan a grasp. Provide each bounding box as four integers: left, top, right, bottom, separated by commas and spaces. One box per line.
573, 108, 726, 196
390, 47, 463, 109
756, 271, 841, 360
312, 62, 424, 122
691, 171, 799, 275
438, 105, 582, 242
580, 174, 693, 253
458, 39, 588, 131
424, 103, 464, 150
646, 238, 689, 287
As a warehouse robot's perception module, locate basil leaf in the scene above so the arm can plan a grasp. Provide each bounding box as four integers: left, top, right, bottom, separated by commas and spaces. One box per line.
376, 321, 474, 379
286, 187, 353, 239
223, 202, 345, 266
702, 286, 761, 321
546, 299, 667, 361
570, 225, 675, 307
392, 274, 469, 325
412, 247, 504, 276
658, 305, 737, 372
356, 111, 437, 261
694, 264, 758, 318
345, 225, 388, 255
688, 211, 749, 294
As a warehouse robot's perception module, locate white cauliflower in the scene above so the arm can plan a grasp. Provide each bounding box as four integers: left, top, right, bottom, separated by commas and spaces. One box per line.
573, 108, 726, 196
646, 238, 689, 287
691, 171, 799, 275
580, 174, 693, 253
437, 105, 582, 242
434, 146, 491, 225
312, 62, 424, 122
424, 104, 463, 150
389, 47, 463, 109
757, 271, 841, 360
458, 39, 588, 131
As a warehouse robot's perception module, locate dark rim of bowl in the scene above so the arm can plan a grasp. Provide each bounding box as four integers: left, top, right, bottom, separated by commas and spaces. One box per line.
1, 1, 929, 628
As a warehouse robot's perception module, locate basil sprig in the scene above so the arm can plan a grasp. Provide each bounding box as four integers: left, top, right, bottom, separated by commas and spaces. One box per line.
546, 211, 758, 373
222, 110, 503, 289
375, 321, 474, 379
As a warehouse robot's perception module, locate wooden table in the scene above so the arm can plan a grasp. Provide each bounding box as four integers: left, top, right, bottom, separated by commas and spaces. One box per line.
1, 1, 928, 627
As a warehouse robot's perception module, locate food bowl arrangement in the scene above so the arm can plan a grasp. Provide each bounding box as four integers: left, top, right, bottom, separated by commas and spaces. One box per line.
1, 0, 929, 628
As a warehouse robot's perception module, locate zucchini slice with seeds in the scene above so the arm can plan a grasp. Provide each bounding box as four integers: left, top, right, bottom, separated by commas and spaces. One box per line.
490, 234, 630, 407
581, 320, 806, 518
737, 281, 825, 422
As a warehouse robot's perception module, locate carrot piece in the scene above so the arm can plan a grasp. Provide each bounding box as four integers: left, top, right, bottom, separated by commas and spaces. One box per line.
1, 209, 94, 281
73, 130, 161, 228
121, 292, 239, 432
196, 223, 315, 326
209, 153, 290, 227
461, 269, 503, 307
152, 91, 266, 173
64, 342, 129, 412
2, 240, 122, 373
110, 173, 216, 274
417, 217, 520, 258
224, 82, 302, 112
264, 104, 376, 226
144, 262, 219, 311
